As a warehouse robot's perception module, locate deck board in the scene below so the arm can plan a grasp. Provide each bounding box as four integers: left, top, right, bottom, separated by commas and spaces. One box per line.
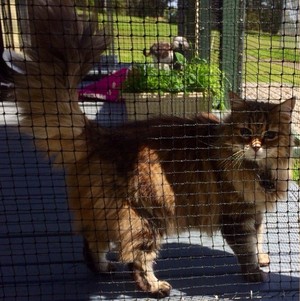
0, 102, 299, 300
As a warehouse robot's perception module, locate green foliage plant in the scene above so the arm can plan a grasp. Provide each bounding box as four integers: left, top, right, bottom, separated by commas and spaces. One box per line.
122, 53, 227, 110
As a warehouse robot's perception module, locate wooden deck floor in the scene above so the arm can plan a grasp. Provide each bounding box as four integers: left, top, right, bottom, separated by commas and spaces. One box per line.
0, 102, 299, 301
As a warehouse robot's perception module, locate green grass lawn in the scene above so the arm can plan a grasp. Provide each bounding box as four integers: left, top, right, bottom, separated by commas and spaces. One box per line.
293, 159, 300, 184
244, 61, 299, 84
102, 14, 299, 86
245, 32, 300, 63
111, 15, 177, 63
244, 32, 300, 84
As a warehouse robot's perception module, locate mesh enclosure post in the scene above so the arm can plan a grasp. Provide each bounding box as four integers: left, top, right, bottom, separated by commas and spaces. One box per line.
198, 0, 211, 61
221, 0, 246, 100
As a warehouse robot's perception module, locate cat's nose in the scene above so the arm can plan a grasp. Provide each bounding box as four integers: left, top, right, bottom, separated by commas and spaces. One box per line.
252, 145, 261, 153
251, 138, 262, 153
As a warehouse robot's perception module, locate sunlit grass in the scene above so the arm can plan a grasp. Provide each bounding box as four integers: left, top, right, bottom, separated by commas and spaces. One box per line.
245, 32, 300, 63
244, 61, 300, 84
293, 159, 300, 183
107, 15, 177, 63
100, 14, 299, 86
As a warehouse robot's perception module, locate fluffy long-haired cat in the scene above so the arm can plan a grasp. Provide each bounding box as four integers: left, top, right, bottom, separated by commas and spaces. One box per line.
10, 1, 295, 298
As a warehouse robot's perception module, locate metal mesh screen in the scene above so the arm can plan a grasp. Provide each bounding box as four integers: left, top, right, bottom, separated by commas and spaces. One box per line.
0, 1, 299, 300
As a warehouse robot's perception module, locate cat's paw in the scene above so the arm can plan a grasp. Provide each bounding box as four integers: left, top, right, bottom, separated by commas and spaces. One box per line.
149, 280, 172, 299
129, 263, 172, 298
258, 253, 270, 267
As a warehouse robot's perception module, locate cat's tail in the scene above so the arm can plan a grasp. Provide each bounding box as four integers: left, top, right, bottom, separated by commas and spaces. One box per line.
11, 0, 110, 164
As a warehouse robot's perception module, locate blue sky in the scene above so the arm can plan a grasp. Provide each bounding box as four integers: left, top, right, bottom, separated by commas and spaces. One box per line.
169, 0, 177, 8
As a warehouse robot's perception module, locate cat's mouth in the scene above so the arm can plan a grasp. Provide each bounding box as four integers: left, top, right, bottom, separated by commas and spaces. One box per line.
244, 160, 277, 192
256, 169, 276, 192
244, 146, 267, 161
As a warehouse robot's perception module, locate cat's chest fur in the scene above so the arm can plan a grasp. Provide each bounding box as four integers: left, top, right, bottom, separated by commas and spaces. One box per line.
220, 161, 288, 212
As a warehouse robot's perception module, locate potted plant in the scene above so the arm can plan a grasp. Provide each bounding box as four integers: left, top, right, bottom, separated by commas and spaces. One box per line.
121, 54, 227, 120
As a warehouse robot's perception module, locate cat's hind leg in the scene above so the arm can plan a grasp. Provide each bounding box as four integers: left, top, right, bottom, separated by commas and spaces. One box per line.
83, 233, 115, 274
129, 252, 172, 298
118, 205, 172, 298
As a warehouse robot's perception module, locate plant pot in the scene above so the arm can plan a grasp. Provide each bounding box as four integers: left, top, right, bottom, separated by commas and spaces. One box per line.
122, 92, 212, 121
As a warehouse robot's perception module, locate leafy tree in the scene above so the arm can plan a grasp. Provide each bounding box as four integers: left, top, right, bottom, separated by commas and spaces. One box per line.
127, 0, 169, 17
246, 0, 284, 34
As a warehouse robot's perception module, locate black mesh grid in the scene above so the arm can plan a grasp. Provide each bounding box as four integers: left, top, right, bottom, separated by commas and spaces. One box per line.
0, 1, 299, 300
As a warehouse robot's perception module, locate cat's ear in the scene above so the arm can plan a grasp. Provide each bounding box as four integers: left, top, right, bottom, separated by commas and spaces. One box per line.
272, 97, 296, 117
228, 91, 245, 111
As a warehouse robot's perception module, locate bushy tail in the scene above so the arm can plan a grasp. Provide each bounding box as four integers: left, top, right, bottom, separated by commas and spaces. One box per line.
11, 0, 110, 164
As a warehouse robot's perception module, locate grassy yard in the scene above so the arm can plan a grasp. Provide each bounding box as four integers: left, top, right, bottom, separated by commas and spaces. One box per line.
110, 15, 177, 63
293, 159, 300, 184
244, 32, 299, 84
244, 60, 299, 84
245, 32, 299, 63
104, 14, 299, 86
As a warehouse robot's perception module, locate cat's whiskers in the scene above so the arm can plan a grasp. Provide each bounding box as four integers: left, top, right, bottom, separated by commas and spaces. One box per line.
220, 147, 245, 171
235, 150, 246, 169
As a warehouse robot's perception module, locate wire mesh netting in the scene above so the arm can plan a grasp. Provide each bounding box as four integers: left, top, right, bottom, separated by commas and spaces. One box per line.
0, 1, 299, 300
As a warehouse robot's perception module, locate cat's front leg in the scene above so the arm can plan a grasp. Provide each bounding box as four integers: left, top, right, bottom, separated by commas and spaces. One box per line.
255, 213, 270, 267
221, 214, 267, 282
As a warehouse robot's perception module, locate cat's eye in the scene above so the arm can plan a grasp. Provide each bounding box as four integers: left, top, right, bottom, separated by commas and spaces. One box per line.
240, 128, 252, 138
263, 131, 278, 140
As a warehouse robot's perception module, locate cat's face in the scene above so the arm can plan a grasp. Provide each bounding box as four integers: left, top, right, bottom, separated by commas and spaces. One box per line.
234, 123, 279, 160
222, 93, 295, 164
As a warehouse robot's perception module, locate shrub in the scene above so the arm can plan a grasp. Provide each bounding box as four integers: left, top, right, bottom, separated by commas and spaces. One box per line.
122, 53, 227, 110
